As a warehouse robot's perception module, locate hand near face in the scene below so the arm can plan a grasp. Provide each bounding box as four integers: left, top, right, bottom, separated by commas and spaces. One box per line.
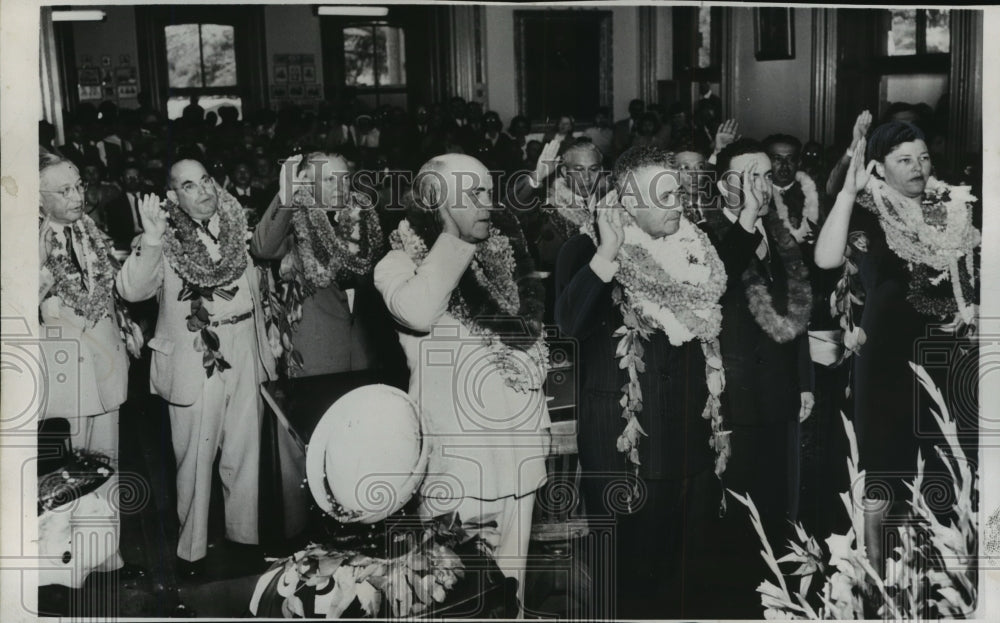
842, 139, 874, 197
714, 119, 740, 153
595, 202, 625, 262
278, 154, 313, 207
138, 193, 168, 241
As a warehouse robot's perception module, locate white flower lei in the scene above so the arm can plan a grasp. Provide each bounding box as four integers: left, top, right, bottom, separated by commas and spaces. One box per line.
865, 176, 980, 323
390, 220, 549, 394
583, 204, 731, 509
773, 171, 820, 243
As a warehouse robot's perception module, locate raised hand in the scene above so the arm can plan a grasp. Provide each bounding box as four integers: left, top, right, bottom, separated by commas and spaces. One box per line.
138, 193, 168, 241
850, 110, 872, 150
595, 202, 625, 262
842, 138, 874, 197
741, 161, 764, 217
714, 119, 740, 153
278, 154, 313, 206
533, 139, 562, 186
799, 391, 815, 423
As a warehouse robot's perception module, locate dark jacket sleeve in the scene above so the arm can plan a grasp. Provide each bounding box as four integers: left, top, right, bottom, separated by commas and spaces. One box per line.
796, 332, 814, 393
700, 220, 763, 288
554, 234, 613, 341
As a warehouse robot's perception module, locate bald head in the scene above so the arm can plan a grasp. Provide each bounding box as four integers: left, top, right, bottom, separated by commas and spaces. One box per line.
415, 153, 493, 243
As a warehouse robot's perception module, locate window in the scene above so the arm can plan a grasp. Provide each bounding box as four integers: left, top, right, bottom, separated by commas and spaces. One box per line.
164, 22, 241, 119
886, 9, 950, 56
343, 23, 406, 88
674, 6, 722, 81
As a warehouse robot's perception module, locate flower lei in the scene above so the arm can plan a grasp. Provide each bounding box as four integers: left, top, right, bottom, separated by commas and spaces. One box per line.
861, 177, 979, 322
389, 219, 549, 394
258, 514, 486, 618
741, 211, 813, 344
162, 188, 249, 377
546, 177, 597, 241
582, 206, 731, 510
271, 194, 385, 374
41, 215, 144, 357
773, 171, 820, 243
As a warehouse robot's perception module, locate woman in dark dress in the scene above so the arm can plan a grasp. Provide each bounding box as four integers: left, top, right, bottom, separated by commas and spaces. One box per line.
814, 121, 979, 566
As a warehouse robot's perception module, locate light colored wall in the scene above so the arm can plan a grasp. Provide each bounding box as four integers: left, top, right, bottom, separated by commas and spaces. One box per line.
732, 7, 813, 142
71, 6, 140, 109
263, 5, 324, 109
483, 6, 640, 125
656, 6, 673, 82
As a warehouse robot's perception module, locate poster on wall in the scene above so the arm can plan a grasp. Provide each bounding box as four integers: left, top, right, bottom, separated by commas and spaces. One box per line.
79, 85, 102, 100
270, 85, 287, 99
115, 66, 137, 85
117, 84, 139, 99
288, 64, 302, 83
288, 84, 305, 99
78, 67, 101, 86
302, 64, 316, 82
305, 84, 321, 99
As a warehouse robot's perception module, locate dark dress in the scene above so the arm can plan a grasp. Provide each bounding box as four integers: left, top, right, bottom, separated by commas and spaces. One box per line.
847, 206, 978, 513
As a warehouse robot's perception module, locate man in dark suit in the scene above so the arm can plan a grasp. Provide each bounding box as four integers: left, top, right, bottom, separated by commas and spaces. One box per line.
702, 138, 814, 616
612, 98, 645, 159
105, 165, 147, 250
60, 122, 101, 170
554, 145, 757, 618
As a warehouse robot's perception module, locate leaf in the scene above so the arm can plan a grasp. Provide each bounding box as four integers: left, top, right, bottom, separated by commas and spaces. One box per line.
202, 328, 221, 352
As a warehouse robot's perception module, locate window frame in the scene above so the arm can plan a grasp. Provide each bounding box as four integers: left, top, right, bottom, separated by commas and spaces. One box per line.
164, 22, 240, 94
876, 9, 950, 74
135, 6, 267, 117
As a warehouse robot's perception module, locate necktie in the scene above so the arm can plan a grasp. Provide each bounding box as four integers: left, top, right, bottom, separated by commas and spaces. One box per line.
65, 228, 86, 282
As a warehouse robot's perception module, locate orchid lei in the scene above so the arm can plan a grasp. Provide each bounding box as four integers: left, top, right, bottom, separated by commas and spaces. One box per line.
772, 171, 820, 243
272, 194, 385, 374
389, 219, 549, 394
41, 215, 144, 357
583, 201, 731, 510
162, 187, 249, 377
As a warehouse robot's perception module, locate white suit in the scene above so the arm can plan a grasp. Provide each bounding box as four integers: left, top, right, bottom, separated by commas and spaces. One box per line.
116, 220, 276, 562
374, 231, 550, 604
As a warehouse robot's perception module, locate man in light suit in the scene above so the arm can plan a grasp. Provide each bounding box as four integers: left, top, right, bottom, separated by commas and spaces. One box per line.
374, 154, 550, 608
117, 158, 276, 576
39, 152, 134, 582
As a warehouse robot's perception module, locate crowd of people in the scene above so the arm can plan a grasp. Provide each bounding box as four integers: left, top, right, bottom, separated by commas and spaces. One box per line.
37, 89, 980, 618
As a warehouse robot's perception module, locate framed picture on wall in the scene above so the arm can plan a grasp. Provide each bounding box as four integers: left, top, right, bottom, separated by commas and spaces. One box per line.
305, 84, 321, 99
78, 67, 101, 86
288, 65, 302, 83
274, 65, 288, 83
302, 64, 316, 83
754, 8, 795, 61
270, 85, 287, 99
288, 84, 305, 99
115, 66, 137, 84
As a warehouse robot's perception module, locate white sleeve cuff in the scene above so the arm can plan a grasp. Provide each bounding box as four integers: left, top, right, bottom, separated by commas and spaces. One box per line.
589, 254, 619, 283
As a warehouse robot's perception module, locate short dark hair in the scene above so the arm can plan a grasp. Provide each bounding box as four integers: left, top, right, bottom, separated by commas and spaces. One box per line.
866, 121, 926, 163
715, 137, 766, 177
762, 134, 802, 155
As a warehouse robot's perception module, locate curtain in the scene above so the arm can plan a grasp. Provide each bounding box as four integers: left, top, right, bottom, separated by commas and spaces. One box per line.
39, 7, 65, 145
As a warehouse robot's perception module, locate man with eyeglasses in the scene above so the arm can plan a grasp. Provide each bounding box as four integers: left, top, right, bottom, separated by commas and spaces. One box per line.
116, 158, 276, 579
38, 151, 145, 585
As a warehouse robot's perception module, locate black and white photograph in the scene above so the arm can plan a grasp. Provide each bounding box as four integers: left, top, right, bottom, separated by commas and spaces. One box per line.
1, 1, 997, 621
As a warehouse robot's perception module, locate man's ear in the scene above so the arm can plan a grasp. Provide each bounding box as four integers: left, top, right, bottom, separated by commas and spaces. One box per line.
166, 189, 178, 205
620, 192, 638, 217
417, 176, 441, 210
873, 161, 885, 179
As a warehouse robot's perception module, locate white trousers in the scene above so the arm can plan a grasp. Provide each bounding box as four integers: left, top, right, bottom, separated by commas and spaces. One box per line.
169, 322, 262, 562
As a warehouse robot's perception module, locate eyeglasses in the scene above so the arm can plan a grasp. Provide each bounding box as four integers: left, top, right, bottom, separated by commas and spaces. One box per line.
179, 176, 216, 194
41, 181, 87, 199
